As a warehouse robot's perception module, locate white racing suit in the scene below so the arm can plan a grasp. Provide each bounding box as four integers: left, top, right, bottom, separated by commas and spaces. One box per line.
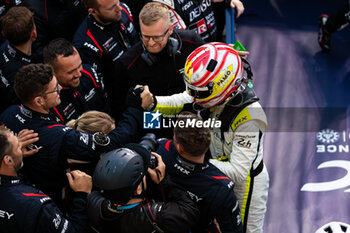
209, 100, 269, 233
155, 91, 269, 233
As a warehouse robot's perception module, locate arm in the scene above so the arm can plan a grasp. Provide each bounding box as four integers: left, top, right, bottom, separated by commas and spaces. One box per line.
36, 170, 92, 233
154, 176, 200, 233
229, 0, 244, 17
211, 0, 245, 18
63, 105, 142, 161
154, 91, 194, 115
147, 153, 199, 232
110, 59, 136, 119
86, 191, 106, 233
227, 46, 250, 59
212, 186, 243, 232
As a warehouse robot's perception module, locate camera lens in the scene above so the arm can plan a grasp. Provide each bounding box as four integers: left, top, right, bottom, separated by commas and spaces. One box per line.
139, 133, 157, 152
139, 133, 158, 168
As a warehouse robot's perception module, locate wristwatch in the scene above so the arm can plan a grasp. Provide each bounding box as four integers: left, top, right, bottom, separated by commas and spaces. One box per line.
92, 132, 110, 146
146, 96, 157, 111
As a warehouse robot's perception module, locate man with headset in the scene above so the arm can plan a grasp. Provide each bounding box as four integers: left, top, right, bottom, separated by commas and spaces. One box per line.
112, 2, 205, 119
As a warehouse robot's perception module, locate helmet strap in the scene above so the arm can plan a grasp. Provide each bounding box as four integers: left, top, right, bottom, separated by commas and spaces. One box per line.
241, 57, 253, 82
192, 102, 206, 112
134, 179, 146, 199
225, 91, 244, 108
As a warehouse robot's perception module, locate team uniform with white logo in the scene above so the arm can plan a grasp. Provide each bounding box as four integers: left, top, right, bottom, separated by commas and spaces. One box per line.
73, 3, 138, 95
0, 175, 91, 233
0, 42, 31, 113
156, 139, 243, 233
0, 104, 142, 207
52, 64, 110, 124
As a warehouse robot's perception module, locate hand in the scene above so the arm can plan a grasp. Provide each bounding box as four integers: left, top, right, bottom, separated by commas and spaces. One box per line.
125, 85, 143, 108
139, 85, 154, 109
147, 152, 166, 184
236, 50, 249, 59
230, 0, 244, 18
211, 0, 244, 17
228, 44, 250, 59
67, 170, 92, 193
17, 129, 39, 157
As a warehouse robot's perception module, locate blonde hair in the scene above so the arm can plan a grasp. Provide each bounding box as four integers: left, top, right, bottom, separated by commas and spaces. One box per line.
139, 2, 170, 26
66, 111, 115, 134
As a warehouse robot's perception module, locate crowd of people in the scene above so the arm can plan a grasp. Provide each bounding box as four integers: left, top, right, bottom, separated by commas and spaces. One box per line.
0, 1, 270, 233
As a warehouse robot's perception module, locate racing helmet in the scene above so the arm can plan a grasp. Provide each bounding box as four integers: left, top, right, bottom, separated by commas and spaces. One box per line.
93, 146, 149, 204
183, 42, 244, 108
315, 221, 350, 233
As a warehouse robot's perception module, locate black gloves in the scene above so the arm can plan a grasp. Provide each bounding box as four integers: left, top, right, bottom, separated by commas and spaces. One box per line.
125, 87, 144, 108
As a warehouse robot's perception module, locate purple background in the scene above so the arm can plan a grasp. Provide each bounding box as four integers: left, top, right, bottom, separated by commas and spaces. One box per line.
235, 0, 350, 231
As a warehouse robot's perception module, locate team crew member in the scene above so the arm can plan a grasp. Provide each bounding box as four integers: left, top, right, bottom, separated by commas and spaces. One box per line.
73, 0, 138, 94
67, 110, 116, 134
87, 145, 199, 232
154, 43, 269, 233
66, 111, 116, 174
113, 2, 204, 117
0, 0, 23, 45
0, 6, 36, 112
156, 112, 243, 233
0, 63, 153, 208
43, 38, 110, 124
0, 126, 93, 233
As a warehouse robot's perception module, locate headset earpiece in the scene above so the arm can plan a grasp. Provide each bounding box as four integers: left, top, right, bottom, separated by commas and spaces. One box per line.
141, 37, 180, 66
141, 43, 157, 66
7, 157, 11, 162
167, 37, 179, 56
37, 99, 41, 104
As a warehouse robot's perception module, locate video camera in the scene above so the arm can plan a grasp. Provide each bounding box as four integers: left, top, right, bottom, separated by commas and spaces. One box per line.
139, 133, 158, 169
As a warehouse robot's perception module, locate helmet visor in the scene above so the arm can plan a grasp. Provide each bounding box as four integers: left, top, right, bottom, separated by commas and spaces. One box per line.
184, 79, 213, 99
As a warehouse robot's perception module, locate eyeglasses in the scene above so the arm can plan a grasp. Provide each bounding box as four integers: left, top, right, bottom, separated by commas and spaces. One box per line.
140, 28, 169, 42
42, 82, 60, 96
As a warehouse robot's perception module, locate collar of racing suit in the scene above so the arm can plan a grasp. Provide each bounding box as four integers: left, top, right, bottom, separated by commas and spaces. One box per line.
6, 43, 32, 63
20, 104, 55, 121
88, 13, 121, 32
0, 175, 22, 186
175, 154, 210, 172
